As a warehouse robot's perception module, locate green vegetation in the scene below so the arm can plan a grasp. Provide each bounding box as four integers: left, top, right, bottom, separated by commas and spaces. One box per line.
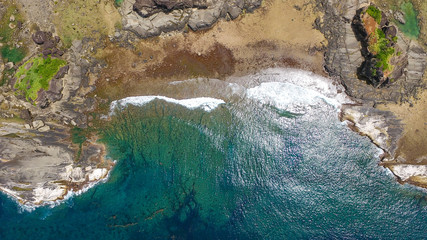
71, 127, 92, 162
0, 2, 28, 84
71, 127, 87, 145
369, 28, 395, 72
14, 56, 67, 101
396, 2, 420, 39
53, 0, 121, 47
115, 0, 124, 6
1, 45, 26, 63
367, 5, 382, 24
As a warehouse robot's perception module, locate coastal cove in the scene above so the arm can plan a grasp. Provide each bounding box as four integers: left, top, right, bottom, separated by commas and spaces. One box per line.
1, 68, 427, 239
0, 0, 427, 238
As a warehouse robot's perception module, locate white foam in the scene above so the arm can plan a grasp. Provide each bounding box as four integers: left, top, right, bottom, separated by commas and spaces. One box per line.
390, 165, 427, 181
110, 96, 225, 113
245, 68, 352, 114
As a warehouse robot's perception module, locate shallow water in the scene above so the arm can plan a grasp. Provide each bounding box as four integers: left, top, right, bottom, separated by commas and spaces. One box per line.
396, 2, 420, 39
1, 69, 426, 239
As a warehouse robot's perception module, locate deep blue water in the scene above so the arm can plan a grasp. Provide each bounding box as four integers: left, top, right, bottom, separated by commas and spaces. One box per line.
1, 71, 426, 239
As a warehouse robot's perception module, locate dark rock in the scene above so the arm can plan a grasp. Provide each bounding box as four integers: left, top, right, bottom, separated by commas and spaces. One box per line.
385, 26, 397, 38
54, 36, 61, 43
32, 31, 49, 45
42, 40, 56, 50
20, 109, 32, 121
54, 65, 69, 79
36, 90, 50, 109
133, 0, 159, 17
379, 11, 388, 27
128, 0, 259, 36
320, 0, 425, 103
49, 78, 64, 94
154, 0, 193, 10
46, 91, 63, 102
351, 6, 402, 87
42, 49, 52, 56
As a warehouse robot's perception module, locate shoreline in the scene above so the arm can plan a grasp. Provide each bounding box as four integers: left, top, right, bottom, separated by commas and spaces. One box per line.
0, 159, 115, 212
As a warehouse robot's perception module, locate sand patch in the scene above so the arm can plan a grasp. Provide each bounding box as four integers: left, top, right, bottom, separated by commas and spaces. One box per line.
378, 88, 427, 163
93, 0, 327, 100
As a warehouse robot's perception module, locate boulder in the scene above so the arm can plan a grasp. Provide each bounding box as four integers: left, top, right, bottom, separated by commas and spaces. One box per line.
32, 120, 45, 129
394, 11, 405, 24
188, 7, 221, 31
38, 125, 50, 132
32, 31, 49, 45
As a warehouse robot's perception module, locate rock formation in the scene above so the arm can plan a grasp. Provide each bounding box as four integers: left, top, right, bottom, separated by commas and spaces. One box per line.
120, 0, 262, 38
352, 5, 407, 87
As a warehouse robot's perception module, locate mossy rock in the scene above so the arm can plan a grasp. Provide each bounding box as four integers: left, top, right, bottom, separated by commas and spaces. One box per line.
14, 56, 67, 102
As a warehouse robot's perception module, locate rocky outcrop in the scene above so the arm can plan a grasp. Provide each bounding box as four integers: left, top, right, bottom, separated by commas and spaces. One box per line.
32, 31, 64, 58
0, 121, 112, 206
352, 5, 406, 87
120, 0, 262, 38
319, 0, 426, 103
340, 104, 402, 160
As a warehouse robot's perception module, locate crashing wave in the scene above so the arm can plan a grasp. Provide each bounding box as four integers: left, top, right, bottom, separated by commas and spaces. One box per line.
110, 96, 225, 113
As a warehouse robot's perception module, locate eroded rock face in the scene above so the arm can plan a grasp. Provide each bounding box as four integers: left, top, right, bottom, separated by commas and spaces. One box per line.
121, 0, 262, 38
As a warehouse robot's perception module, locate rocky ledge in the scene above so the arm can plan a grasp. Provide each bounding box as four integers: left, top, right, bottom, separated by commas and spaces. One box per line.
120, 0, 262, 37
0, 120, 113, 207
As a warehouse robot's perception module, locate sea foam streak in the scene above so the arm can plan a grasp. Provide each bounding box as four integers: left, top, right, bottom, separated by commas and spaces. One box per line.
244, 69, 353, 114
110, 96, 225, 113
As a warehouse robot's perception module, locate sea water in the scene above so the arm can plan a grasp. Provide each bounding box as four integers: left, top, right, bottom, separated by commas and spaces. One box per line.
0, 68, 426, 239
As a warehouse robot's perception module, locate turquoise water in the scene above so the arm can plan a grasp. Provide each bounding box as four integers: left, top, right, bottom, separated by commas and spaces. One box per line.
1, 70, 427, 239
396, 2, 420, 39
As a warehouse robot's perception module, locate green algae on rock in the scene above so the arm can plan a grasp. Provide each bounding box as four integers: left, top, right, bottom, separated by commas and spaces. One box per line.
14, 56, 67, 102
352, 5, 405, 87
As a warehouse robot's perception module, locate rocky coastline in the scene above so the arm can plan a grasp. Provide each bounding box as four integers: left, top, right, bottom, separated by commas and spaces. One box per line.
319, 0, 427, 187
0, 0, 426, 207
